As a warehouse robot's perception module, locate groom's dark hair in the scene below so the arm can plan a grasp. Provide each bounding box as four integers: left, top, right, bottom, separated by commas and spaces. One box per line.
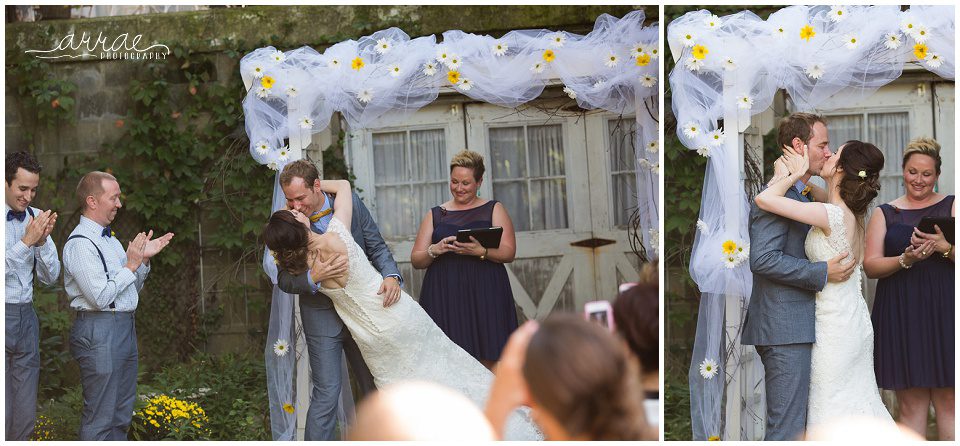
777, 113, 826, 150
279, 159, 320, 188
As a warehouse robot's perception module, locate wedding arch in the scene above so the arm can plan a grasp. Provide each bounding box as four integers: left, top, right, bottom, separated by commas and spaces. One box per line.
239, 10, 658, 439
668, 5, 954, 441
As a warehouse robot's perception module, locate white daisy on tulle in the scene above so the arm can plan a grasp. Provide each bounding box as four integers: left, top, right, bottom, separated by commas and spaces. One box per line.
696, 145, 711, 157
699, 358, 719, 379
548, 32, 566, 48
285, 86, 298, 97
640, 74, 656, 88
708, 129, 725, 146
458, 78, 473, 91
680, 31, 696, 47
277, 148, 290, 162
805, 63, 826, 80
646, 140, 659, 153
273, 339, 290, 357
271, 50, 286, 64
900, 18, 920, 37
446, 54, 462, 70
828, 5, 848, 23
328, 58, 341, 69
696, 219, 710, 234
650, 162, 660, 175
299, 116, 314, 129
255, 141, 270, 156
638, 158, 652, 169
255, 87, 269, 99
925, 53, 943, 69
593, 79, 607, 90
682, 122, 701, 139
423, 62, 437, 76
842, 34, 860, 50
630, 42, 645, 58
435, 46, 452, 65
375, 38, 392, 54
251, 64, 265, 78
735, 242, 750, 263
913, 26, 930, 44
884, 33, 902, 50
648, 228, 659, 250
267, 162, 279, 171
563, 86, 577, 99
771, 25, 787, 40
357, 88, 374, 103
722, 253, 739, 269
492, 40, 508, 56
604, 53, 620, 68
684, 57, 704, 72
737, 94, 753, 109
704, 15, 721, 31
530, 61, 545, 74
722, 57, 737, 71
649, 46, 659, 60
388, 64, 402, 77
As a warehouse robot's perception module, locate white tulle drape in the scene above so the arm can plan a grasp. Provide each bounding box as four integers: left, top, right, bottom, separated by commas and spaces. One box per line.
668, 5, 955, 440
242, 10, 659, 439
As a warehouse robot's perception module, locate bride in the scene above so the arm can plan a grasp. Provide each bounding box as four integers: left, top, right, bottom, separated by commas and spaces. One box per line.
754, 140, 894, 429
263, 179, 541, 440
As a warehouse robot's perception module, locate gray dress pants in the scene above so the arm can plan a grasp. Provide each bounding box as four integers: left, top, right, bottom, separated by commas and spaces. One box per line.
6, 302, 40, 441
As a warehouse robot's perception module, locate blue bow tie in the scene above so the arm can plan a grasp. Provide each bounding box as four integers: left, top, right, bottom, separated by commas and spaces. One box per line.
102, 227, 114, 238
7, 210, 26, 222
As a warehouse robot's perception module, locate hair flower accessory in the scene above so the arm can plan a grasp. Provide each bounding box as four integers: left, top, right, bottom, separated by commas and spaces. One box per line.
858, 170, 867, 178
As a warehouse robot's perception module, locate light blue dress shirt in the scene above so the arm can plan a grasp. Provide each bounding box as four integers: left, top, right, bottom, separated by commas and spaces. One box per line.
63, 216, 150, 312
5, 204, 61, 304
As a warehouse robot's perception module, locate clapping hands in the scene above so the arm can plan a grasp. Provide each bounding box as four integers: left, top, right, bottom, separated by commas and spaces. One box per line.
22, 210, 57, 247
125, 230, 175, 272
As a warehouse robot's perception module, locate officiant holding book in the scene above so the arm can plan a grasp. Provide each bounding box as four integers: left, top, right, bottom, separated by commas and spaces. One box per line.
411, 150, 518, 370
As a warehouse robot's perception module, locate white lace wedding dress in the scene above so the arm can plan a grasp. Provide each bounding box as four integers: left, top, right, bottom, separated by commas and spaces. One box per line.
319, 217, 542, 440
804, 204, 894, 428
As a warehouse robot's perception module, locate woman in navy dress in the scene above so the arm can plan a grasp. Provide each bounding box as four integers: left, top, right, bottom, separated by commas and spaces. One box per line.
865, 138, 955, 440
411, 150, 518, 369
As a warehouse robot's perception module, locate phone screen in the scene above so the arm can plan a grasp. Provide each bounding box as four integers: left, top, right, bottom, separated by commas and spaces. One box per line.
588, 309, 610, 328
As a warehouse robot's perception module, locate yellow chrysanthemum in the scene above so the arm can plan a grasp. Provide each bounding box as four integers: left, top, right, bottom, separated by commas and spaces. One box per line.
447, 70, 461, 84
636, 53, 651, 66
913, 43, 928, 60
800, 24, 816, 41
722, 240, 738, 255
283, 403, 295, 414
351, 57, 364, 70
543, 49, 555, 62
691, 45, 708, 60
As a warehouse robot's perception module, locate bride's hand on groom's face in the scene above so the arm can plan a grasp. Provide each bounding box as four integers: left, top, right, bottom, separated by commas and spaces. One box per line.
782, 144, 808, 177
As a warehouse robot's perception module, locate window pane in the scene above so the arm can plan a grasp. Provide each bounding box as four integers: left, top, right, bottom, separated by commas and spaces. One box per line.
494, 180, 530, 232
375, 185, 411, 238
530, 178, 568, 230
608, 119, 638, 227
527, 125, 565, 177
372, 132, 407, 184
868, 112, 909, 204
410, 129, 446, 181
612, 172, 636, 227
826, 114, 862, 149
489, 127, 527, 180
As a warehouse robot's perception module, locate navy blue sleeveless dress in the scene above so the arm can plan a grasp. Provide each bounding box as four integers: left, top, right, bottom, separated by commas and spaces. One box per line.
418, 200, 518, 362
872, 195, 955, 389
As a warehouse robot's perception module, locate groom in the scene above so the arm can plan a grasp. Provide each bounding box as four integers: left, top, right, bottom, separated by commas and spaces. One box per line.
275, 159, 402, 440
741, 113, 855, 440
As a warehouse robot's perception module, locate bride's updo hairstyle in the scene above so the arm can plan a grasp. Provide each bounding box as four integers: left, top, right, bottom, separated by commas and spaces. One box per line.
522, 314, 652, 440
263, 210, 310, 275
836, 140, 884, 218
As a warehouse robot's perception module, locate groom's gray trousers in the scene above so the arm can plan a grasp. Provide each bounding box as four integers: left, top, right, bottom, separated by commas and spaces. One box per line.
742, 186, 826, 441
6, 302, 40, 441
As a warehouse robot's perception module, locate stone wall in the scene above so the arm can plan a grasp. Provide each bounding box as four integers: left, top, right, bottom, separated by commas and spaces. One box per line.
5, 5, 652, 353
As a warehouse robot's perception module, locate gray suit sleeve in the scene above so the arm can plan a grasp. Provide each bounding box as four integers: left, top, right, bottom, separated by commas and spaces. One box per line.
277, 268, 315, 295
748, 201, 828, 292
353, 194, 401, 280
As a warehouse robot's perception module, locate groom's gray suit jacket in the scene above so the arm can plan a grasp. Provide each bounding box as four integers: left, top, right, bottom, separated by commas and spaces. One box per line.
742, 186, 827, 346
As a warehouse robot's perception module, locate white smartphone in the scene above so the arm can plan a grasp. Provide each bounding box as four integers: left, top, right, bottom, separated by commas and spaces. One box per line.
583, 300, 615, 332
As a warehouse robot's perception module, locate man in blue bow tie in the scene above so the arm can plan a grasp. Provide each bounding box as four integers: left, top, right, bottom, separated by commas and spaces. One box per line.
5, 151, 61, 441
63, 171, 174, 440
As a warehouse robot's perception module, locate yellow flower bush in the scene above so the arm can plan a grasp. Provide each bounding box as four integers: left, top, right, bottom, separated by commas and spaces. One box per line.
133, 394, 211, 440
32, 414, 55, 441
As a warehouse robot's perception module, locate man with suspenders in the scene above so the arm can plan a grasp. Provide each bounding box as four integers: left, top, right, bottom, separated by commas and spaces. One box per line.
62, 171, 174, 440
5, 151, 61, 441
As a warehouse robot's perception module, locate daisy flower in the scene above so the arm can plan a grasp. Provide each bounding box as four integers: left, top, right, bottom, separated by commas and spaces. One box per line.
251, 64, 265, 78
271, 50, 286, 63
357, 88, 374, 103
699, 358, 719, 379
435, 46, 452, 65
458, 78, 473, 91
543, 49, 556, 62
282, 403, 295, 414
646, 140, 659, 153
649, 46, 659, 60
913, 26, 929, 44
636, 53, 651, 67
708, 129, 725, 146
300, 116, 314, 129
604, 53, 620, 68
696, 219, 709, 234
805, 63, 826, 80
328, 58, 341, 69
771, 25, 787, 40
900, 18, 919, 37
630, 42, 644, 58
691, 45, 708, 60
530, 62, 545, 74
682, 122, 701, 139
274, 339, 290, 356
548, 32, 566, 48
285, 86, 298, 97
828, 6, 848, 23
267, 162, 279, 171
640, 74, 656, 88
447, 70, 461, 84
260, 75, 275, 89
722, 239, 738, 255
375, 38, 392, 54
351, 57, 364, 71
254, 141, 270, 156
388, 64, 402, 77
925, 53, 943, 69
722, 254, 740, 269
684, 57, 704, 72
649, 162, 660, 175
842, 34, 860, 50
680, 31, 696, 47
255, 87, 269, 99
492, 40, 508, 56
722, 57, 737, 71
704, 14, 721, 31
563, 86, 577, 99
883, 33, 902, 50
638, 159, 652, 169
800, 24, 816, 42
446, 54, 462, 70
696, 145, 711, 157
735, 242, 750, 263
737, 94, 753, 109
423, 62, 438, 76
277, 148, 290, 162
913, 43, 928, 61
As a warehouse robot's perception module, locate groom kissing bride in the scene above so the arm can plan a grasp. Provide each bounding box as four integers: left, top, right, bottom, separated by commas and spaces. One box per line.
742, 113, 895, 440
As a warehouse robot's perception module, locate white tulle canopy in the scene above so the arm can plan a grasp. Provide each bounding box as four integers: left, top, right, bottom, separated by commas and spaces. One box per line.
668, 5, 955, 440
240, 10, 659, 439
